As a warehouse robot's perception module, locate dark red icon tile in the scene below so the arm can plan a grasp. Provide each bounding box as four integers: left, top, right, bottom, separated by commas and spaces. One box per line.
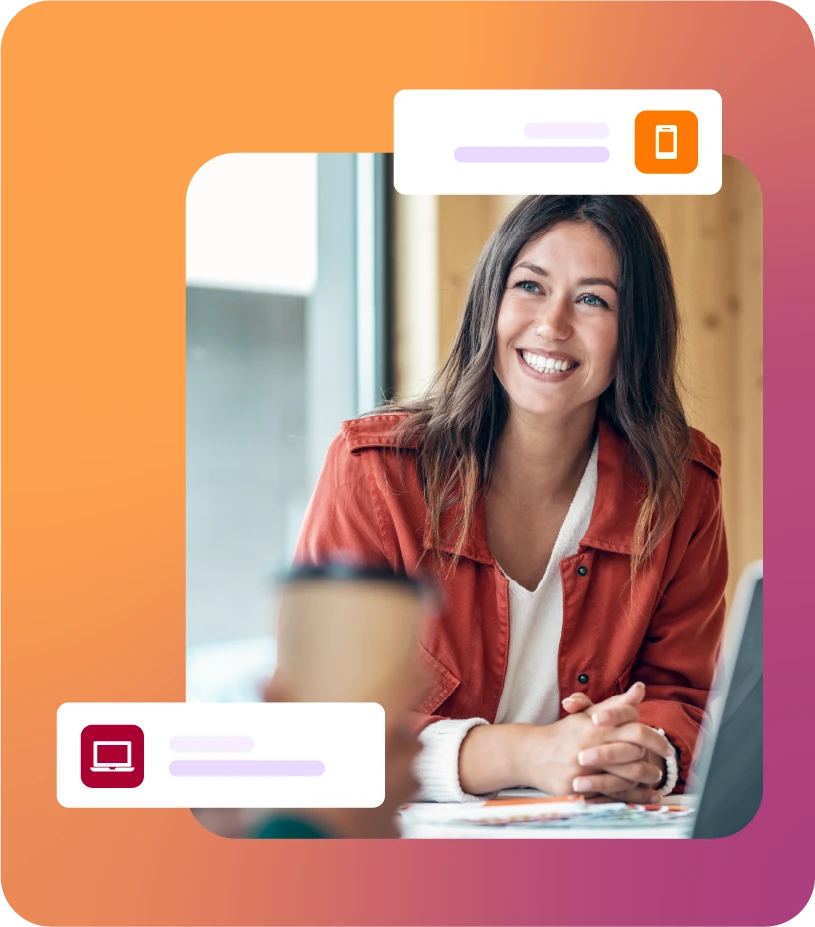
80, 724, 144, 788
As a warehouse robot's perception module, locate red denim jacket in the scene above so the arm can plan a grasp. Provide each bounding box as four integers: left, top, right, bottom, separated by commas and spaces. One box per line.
294, 413, 727, 789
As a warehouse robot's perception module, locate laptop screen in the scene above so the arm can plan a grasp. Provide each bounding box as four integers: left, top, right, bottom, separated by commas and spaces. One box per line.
692, 569, 763, 838
95, 743, 130, 766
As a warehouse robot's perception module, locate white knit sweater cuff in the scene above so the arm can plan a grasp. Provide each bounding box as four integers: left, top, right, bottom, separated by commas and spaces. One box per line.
416, 718, 496, 802
652, 728, 679, 798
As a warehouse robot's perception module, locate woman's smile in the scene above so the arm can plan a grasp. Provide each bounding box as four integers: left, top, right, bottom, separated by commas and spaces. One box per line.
516, 348, 580, 381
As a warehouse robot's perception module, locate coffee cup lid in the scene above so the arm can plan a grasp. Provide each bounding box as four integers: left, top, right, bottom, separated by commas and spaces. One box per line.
275, 559, 439, 603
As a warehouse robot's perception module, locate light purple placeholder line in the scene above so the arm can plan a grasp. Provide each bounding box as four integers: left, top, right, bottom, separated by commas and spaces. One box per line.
524, 122, 610, 139
169, 736, 255, 753
169, 760, 325, 777
454, 147, 610, 164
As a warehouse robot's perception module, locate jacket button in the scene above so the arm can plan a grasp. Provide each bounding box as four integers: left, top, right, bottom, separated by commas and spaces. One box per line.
578, 673, 589, 684
577, 565, 588, 577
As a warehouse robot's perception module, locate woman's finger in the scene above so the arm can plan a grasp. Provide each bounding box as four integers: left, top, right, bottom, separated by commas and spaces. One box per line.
563, 683, 645, 722
616, 681, 646, 705
593, 682, 645, 710
573, 773, 631, 794
590, 704, 639, 727
578, 742, 645, 767
561, 692, 593, 714
573, 774, 659, 803
563, 683, 646, 721
603, 722, 674, 759
583, 683, 645, 725
601, 760, 664, 787
573, 773, 653, 796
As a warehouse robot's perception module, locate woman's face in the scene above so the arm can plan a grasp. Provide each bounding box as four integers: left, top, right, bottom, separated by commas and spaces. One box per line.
493, 220, 620, 420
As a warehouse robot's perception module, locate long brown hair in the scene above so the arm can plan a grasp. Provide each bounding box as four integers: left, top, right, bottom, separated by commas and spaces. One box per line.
382, 195, 691, 583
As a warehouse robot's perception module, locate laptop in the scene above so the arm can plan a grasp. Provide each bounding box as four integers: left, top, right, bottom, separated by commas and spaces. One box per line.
687, 559, 763, 837
91, 740, 135, 773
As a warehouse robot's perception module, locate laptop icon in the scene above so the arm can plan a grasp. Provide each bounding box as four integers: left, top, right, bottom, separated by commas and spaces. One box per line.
81, 725, 144, 788
91, 740, 134, 772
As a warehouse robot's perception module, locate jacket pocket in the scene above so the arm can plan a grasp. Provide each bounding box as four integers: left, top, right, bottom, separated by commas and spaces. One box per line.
416, 641, 460, 716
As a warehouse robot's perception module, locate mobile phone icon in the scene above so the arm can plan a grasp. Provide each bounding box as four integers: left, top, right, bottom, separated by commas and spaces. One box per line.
655, 124, 678, 159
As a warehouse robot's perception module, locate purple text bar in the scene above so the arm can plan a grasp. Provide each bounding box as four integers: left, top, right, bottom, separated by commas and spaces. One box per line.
169, 760, 325, 777
169, 736, 254, 752
455, 146, 610, 164
525, 122, 609, 139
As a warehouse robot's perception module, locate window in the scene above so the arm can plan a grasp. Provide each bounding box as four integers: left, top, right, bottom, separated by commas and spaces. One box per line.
186, 153, 391, 697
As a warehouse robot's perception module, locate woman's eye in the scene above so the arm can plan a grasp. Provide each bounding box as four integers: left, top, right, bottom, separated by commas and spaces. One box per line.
514, 280, 541, 293
579, 293, 608, 308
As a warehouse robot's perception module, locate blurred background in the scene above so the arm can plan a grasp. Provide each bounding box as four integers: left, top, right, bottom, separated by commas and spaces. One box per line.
186, 154, 761, 700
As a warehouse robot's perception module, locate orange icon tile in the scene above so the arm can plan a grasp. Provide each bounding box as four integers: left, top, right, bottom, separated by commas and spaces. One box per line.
635, 111, 698, 174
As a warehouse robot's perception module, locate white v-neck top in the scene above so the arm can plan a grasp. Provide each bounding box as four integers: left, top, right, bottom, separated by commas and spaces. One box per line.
416, 438, 599, 803
494, 437, 599, 727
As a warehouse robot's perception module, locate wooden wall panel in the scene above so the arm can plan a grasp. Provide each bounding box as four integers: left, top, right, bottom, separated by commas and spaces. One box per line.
732, 162, 764, 576
642, 157, 763, 608
437, 197, 497, 360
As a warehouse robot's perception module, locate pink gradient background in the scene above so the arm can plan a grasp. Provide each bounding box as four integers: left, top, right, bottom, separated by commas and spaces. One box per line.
2, 2, 814, 924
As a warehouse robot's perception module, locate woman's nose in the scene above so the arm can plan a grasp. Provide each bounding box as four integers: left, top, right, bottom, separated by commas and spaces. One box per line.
534, 297, 572, 340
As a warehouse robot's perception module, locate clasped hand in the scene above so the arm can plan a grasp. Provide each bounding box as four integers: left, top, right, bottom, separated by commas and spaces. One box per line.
522, 682, 673, 803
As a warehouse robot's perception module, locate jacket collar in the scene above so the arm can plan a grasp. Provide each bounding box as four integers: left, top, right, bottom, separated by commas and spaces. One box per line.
580, 416, 644, 555
342, 413, 717, 562
580, 417, 721, 554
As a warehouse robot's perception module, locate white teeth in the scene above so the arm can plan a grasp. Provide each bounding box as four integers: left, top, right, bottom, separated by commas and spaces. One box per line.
522, 351, 575, 373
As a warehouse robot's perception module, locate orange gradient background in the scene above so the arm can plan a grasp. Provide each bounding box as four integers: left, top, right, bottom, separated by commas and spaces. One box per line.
3, 3, 814, 925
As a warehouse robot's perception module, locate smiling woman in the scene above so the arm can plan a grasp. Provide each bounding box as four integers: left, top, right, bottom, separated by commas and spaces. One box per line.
294, 195, 727, 809
496, 223, 619, 412
391, 197, 691, 590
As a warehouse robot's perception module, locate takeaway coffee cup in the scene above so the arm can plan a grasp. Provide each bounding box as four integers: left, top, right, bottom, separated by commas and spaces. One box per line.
271, 563, 435, 717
